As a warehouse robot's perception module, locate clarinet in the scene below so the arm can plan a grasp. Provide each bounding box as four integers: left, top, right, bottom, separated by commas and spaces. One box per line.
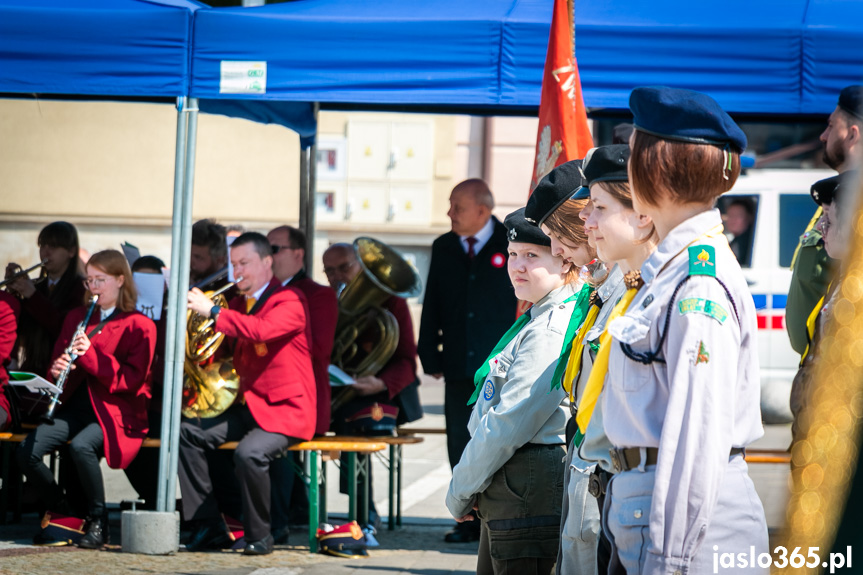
42, 295, 99, 424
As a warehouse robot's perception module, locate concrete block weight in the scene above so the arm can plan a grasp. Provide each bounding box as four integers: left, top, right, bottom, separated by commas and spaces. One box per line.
121, 510, 180, 555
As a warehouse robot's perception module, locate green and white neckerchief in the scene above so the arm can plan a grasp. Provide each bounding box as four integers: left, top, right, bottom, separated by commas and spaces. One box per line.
468, 284, 592, 406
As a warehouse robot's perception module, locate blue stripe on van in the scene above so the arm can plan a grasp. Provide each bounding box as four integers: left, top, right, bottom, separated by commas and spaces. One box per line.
752, 294, 768, 310
772, 294, 787, 309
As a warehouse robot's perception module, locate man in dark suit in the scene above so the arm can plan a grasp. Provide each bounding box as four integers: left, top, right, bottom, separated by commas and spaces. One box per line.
183, 232, 316, 556
323, 242, 419, 528
266, 225, 338, 540
418, 179, 517, 543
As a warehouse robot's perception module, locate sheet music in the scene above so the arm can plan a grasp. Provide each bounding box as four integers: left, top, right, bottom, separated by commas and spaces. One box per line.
134, 271, 166, 321
8, 371, 61, 394
121, 242, 141, 266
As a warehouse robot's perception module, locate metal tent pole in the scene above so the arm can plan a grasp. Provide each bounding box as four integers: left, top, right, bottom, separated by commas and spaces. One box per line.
156, 97, 199, 511
298, 103, 319, 273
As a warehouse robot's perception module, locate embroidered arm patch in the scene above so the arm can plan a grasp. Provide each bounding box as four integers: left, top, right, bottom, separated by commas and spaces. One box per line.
678, 297, 728, 324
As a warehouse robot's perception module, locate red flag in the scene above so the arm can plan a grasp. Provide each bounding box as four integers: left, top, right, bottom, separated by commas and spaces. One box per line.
529, 0, 593, 191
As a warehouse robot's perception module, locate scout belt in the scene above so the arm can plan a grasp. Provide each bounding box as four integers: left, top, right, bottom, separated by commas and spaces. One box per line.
609, 446, 745, 472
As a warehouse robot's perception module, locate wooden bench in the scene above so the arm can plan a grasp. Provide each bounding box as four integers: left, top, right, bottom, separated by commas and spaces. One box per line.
0, 432, 386, 552
318, 434, 424, 530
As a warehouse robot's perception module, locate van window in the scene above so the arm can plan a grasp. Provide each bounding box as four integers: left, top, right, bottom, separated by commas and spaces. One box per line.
718, 195, 758, 268
779, 194, 819, 268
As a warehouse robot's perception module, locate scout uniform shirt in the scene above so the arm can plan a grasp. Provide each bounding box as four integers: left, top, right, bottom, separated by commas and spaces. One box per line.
445, 283, 578, 519
601, 209, 763, 572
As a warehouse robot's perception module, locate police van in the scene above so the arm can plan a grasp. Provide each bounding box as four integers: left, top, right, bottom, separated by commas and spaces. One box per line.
718, 168, 834, 423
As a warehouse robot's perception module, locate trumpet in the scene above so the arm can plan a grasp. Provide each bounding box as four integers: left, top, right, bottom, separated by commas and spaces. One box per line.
42, 295, 100, 424
1, 260, 47, 290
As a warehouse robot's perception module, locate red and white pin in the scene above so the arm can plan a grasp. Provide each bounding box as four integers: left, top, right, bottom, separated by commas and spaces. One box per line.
490, 253, 506, 268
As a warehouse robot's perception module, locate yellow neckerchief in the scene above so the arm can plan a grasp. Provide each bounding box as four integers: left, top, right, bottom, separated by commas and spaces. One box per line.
790, 207, 823, 271
573, 287, 638, 446
572, 222, 726, 447
801, 284, 831, 363
563, 304, 600, 398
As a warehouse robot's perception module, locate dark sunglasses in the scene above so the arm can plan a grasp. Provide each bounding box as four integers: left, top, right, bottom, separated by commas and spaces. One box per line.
271, 244, 298, 255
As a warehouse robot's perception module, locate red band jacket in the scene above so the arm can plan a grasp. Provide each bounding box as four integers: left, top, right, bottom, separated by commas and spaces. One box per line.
0, 291, 21, 430
54, 307, 156, 469
216, 277, 317, 440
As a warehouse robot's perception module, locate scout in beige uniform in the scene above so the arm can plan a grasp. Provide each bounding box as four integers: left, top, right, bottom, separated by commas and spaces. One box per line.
601, 87, 768, 574
446, 207, 589, 575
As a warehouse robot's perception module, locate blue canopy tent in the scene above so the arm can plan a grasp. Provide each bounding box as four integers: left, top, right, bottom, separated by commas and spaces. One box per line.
191, 0, 863, 117
0, 0, 197, 97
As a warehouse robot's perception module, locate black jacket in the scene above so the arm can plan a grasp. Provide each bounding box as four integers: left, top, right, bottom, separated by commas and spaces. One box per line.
418, 218, 518, 382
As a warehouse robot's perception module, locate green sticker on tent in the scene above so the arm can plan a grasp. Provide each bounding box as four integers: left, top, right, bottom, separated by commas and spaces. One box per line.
688, 245, 716, 277
678, 298, 728, 324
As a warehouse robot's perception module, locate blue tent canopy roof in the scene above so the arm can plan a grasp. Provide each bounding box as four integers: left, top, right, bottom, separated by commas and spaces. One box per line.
191, 0, 863, 116
0, 0, 203, 98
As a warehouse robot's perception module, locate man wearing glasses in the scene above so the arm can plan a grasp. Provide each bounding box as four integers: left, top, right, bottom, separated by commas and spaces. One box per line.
265, 226, 338, 540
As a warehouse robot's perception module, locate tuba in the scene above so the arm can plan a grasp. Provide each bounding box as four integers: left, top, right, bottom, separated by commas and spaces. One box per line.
182, 279, 242, 419
330, 238, 422, 413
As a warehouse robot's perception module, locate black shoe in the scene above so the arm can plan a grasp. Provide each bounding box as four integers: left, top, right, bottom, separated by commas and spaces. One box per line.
443, 521, 480, 543
243, 534, 274, 556
78, 516, 108, 549
185, 522, 232, 552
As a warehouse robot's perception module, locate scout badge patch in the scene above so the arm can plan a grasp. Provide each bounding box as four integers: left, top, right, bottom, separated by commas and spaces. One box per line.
695, 341, 710, 365
254, 342, 268, 357
678, 298, 728, 324
688, 245, 716, 277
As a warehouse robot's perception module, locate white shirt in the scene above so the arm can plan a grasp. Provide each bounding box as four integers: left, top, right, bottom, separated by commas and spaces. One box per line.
246, 283, 269, 310
459, 217, 494, 255
280, 276, 295, 287
100, 306, 116, 321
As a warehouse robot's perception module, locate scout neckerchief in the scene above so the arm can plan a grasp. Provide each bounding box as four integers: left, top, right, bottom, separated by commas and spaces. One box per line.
560, 304, 601, 396
572, 223, 727, 447
572, 272, 642, 448
801, 281, 832, 363
549, 283, 593, 391
467, 286, 588, 406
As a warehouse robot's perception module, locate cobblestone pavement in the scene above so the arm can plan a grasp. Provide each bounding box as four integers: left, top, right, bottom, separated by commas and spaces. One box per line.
0, 520, 478, 575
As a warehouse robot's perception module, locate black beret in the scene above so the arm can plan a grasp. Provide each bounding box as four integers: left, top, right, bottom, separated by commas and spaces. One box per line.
524, 160, 585, 227
630, 86, 747, 153
811, 170, 858, 206
838, 85, 863, 121
505, 207, 551, 246
583, 145, 630, 186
